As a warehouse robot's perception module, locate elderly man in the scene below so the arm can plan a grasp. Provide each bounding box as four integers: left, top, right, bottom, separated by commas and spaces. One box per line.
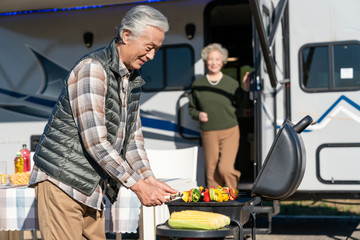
29, 5, 177, 240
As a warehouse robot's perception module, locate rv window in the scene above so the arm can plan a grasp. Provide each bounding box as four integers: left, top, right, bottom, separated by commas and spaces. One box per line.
300, 41, 360, 92
301, 46, 330, 90
140, 49, 165, 90
140, 44, 194, 92
334, 44, 360, 89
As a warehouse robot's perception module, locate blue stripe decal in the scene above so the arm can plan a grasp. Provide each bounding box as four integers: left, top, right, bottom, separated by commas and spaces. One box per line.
268, 95, 360, 132
0, 0, 172, 16
25, 96, 57, 108
317, 95, 360, 123
0, 88, 57, 108
141, 116, 200, 136
0, 88, 26, 98
141, 116, 175, 131
0, 85, 200, 136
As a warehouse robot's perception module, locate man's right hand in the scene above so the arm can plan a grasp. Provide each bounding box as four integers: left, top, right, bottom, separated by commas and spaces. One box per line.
130, 178, 167, 206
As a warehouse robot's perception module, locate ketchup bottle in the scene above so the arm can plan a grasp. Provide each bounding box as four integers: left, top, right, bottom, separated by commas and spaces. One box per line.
20, 144, 31, 172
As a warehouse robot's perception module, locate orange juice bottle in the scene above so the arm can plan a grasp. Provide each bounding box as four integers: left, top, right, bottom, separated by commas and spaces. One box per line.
14, 152, 24, 173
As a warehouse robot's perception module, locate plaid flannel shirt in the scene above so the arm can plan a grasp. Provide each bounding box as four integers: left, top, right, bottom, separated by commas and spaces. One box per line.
30, 58, 153, 210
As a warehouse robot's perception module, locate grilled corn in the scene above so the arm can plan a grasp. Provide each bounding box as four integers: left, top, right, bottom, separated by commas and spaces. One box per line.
168, 210, 230, 230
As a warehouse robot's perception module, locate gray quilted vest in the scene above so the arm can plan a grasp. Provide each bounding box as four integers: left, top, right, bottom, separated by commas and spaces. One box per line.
33, 39, 145, 201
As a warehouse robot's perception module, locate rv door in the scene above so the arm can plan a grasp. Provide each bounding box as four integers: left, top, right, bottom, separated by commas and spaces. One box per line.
249, 0, 290, 172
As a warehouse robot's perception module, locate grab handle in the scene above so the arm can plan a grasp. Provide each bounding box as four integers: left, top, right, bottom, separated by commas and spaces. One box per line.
293, 115, 313, 133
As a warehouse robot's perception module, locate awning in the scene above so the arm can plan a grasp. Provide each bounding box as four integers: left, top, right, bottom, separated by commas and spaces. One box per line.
0, 0, 164, 14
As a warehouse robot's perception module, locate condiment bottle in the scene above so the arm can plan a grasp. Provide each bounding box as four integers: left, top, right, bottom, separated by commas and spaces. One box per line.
14, 152, 24, 173
20, 144, 31, 172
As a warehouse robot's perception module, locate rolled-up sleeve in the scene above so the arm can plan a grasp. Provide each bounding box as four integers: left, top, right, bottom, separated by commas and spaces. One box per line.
68, 59, 141, 188
125, 108, 154, 179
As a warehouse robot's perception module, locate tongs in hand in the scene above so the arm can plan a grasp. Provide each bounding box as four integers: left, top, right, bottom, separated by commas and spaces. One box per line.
164, 192, 183, 201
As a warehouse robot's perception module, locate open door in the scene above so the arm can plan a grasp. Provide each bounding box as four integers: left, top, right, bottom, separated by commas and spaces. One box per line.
249, 0, 291, 184
203, 0, 256, 188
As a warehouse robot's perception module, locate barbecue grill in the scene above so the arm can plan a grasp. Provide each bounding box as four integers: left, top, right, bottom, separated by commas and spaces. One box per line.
156, 115, 313, 239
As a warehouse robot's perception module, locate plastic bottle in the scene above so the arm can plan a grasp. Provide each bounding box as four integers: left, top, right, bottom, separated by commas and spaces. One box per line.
20, 144, 31, 172
14, 152, 24, 173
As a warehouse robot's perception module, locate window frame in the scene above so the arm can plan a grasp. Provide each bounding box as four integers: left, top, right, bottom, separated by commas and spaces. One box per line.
140, 43, 195, 93
299, 40, 360, 93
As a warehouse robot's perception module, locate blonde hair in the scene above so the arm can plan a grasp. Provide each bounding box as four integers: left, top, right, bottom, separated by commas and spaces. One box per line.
201, 43, 228, 64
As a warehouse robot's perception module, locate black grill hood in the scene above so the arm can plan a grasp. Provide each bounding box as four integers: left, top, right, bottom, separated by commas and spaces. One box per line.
251, 115, 313, 200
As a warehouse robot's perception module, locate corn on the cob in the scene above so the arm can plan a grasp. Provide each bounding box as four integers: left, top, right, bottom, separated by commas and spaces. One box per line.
168, 210, 230, 230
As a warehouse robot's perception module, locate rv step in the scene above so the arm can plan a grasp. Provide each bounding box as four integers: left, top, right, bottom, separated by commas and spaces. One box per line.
244, 227, 273, 235
245, 201, 280, 234
254, 205, 274, 213
238, 182, 253, 191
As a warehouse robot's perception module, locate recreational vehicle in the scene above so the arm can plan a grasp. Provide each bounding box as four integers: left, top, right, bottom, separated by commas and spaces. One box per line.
1, 0, 359, 217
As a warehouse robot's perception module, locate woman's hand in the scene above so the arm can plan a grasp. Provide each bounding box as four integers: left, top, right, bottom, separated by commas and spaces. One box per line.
199, 112, 208, 122
242, 71, 251, 91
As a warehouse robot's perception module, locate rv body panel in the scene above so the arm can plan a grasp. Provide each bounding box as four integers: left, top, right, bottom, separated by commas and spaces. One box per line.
1, 0, 359, 196
287, 0, 360, 192
0, 0, 210, 179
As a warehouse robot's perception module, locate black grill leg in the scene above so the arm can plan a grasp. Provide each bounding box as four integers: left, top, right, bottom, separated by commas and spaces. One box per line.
249, 212, 256, 240
230, 219, 243, 240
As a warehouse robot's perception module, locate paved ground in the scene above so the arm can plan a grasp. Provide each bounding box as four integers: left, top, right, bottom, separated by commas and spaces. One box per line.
253, 215, 360, 240
22, 215, 360, 240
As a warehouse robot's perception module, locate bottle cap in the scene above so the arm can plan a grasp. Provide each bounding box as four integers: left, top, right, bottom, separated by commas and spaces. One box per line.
16, 152, 21, 157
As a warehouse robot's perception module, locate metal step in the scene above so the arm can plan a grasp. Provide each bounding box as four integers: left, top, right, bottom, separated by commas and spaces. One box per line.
244, 201, 280, 234
254, 205, 274, 213
238, 182, 253, 191
244, 227, 272, 235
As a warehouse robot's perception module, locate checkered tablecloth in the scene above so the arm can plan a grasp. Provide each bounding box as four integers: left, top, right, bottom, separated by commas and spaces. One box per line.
0, 185, 38, 231
0, 185, 141, 233
106, 186, 141, 233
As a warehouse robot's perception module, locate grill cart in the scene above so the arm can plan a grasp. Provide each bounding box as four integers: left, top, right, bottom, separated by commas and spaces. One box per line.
156, 115, 313, 239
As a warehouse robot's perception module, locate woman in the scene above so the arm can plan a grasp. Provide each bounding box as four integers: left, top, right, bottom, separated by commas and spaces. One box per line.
189, 43, 248, 189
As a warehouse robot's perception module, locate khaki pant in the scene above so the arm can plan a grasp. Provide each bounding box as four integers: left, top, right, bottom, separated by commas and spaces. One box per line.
201, 125, 241, 189
35, 180, 106, 240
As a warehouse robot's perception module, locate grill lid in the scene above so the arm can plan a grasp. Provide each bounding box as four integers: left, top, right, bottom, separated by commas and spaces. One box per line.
251, 115, 313, 200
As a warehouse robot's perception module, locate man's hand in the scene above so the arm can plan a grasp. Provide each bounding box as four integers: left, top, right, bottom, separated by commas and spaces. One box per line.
145, 176, 178, 195
130, 177, 177, 207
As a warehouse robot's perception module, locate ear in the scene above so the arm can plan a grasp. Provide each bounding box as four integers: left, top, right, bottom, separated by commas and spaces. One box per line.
122, 29, 131, 44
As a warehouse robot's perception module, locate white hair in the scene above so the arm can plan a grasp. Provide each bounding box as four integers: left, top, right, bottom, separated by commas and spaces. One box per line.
115, 5, 169, 43
201, 43, 228, 64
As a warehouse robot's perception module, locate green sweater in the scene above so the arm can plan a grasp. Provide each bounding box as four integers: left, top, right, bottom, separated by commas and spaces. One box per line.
189, 74, 242, 131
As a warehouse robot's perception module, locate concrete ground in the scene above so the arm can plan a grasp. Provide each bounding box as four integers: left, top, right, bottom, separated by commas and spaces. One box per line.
254, 215, 360, 240
13, 215, 360, 240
